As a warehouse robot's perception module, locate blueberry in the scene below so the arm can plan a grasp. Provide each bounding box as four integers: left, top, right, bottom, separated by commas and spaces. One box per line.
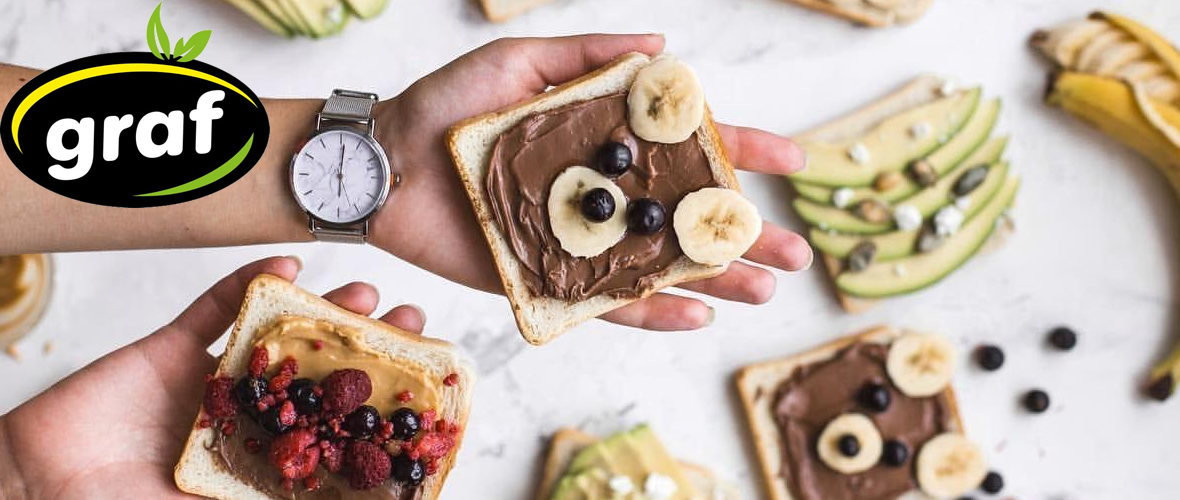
837, 434, 860, 457
389, 407, 420, 441
858, 383, 891, 413
1048, 327, 1077, 351
594, 142, 632, 177
344, 405, 381, 439
286, 378, 321, 415
390, 453, 425, 486
1023, 389, 1050, 413
880, 440, 909, 467
626, 198, 666, 235
981, 471, 1004, 494
258, 406, 289, 434
234, 377, 268, 408
580, 188, 616, 222
976, 345, 1005, 371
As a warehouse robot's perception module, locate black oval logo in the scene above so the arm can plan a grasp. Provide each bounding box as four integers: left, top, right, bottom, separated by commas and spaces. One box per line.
1, 52, 269, 207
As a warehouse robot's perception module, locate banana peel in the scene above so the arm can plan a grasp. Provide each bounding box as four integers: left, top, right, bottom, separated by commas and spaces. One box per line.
1038, 12, 1180, 400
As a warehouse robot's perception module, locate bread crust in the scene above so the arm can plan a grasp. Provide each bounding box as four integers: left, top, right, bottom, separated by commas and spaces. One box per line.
446, 53, 738, 345
174, 274, 475, 500
479, 0, 554, 22
734, 326, 964, 500
782, 0, 933, 27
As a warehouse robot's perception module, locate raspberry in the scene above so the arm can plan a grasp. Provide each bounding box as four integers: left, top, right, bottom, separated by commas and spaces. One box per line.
320, 439, 346, 473
269, 357, 299, 394
203, 376, 237, 420
345, 441, 391, 490
321, 369, 372, 417
443, 373, 459, 387
412, 431, 455, 462
248, 346, 269, 378
269, 428, 321, 480
312, 340, 324, 351
419, 409, 437, 429
220, 420, 237, 437
396, 391, 413, 403
278, 400, 297, 427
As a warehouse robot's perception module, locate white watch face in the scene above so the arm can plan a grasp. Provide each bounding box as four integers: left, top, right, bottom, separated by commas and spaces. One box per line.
291, 129, 390, 225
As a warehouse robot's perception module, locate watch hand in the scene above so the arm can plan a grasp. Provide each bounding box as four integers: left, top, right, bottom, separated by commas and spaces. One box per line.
337, 144, 347, 198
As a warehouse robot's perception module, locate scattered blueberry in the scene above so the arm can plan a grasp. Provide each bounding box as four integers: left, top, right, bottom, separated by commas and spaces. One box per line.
1023, 389, 1051, 413
234, 377, 267, 407
343, 405, 381, 439
581, 188, 616, 222
1048, 327, 1077, 351
627, 198, 666, 234
981, 471, 1004, 494
880, 440, 909, 467
858, 383, 892, 413
594, 142, 633, 177
837, 434, 860, 457
286, 378, 321, 415
389, 407, 421, 441
976, 345, 1005, 371
390, 453, 425, 486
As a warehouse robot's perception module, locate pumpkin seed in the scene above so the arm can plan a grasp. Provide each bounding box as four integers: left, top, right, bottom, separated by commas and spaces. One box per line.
953, 164, 989, 197
853, 199, 891, 224
847, 241, 878, 272
908, 159, 938, 187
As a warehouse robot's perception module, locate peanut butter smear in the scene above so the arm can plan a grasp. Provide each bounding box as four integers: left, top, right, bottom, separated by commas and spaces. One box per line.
0, 255, 52, 348
254, 316, 439, 416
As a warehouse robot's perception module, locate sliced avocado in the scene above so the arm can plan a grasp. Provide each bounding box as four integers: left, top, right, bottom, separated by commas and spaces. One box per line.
550, 468, 610, 500
285, 0, 350, 38
792, 88, 982, 187
561, 425, 696, 500
254, 0, 303, 36
793, 99, 1003, 205
795, 136, 1007, 235
835, 175, 1020, 298
344, 0, 388, 19
812, 162, 1010, 260
223, 0, 291, 37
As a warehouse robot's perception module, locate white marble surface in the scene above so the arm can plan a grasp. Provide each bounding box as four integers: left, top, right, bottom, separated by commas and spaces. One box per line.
3, 0, 1180, 498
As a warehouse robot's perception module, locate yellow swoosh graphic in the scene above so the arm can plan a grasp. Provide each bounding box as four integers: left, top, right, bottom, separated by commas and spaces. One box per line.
11, 63, 257, 153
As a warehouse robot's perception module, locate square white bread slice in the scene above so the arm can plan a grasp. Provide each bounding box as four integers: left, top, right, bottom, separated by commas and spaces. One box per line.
479, 0, 553, 22
792, 75, 1014, 313
174, 274, 476, 500
534, 428, 740, 500
782, 0, 933, 27
733, 326, 964, 500
447, 52, 739, 345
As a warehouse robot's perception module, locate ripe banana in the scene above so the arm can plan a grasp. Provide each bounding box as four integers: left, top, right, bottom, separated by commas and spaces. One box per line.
816, 413, 883, 474
672, 187, 762, 266
1035, 12, 1180, 400
915, 433, 988, 499
628, 55, 706, 144
548, 166, 629, 258
886, 332, 956, 397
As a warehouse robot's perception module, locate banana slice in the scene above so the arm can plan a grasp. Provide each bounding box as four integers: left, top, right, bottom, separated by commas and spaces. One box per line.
1142, 76, 1180, 103
1034, 19, 1112, 67
886, 332, 956, 397
816, 413, 884, 475
673, 187, 762, 266
1075, 31, 1130, 74
1115, 61, 1168, 83
1086, 40, 1150, 76
547, 166, 628, 258
628, 55, 706, 144
916, 433, 988, 499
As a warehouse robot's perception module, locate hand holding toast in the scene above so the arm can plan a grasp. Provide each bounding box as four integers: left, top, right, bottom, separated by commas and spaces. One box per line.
372, 34, 813, 331
0, 257, 425, 500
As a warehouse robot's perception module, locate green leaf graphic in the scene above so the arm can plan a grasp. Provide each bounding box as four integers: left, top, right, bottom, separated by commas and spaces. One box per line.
175, 30, 212, 62
147, 3, 172, 61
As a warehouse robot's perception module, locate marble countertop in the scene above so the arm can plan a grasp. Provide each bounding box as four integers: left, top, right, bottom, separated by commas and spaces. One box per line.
3, 0, 1180, 498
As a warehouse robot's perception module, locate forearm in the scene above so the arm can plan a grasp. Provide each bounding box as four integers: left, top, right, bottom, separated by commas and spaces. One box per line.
0, 418, 28, 500
0, 63, 317, 254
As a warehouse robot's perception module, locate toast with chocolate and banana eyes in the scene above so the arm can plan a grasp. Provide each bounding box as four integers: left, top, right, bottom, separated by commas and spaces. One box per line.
736, 326, 991, 500
448, 52, 761, 345
174, 274, 475, 500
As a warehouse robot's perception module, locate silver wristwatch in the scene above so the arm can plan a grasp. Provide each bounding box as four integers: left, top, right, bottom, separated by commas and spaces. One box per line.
289, 89, 396, 244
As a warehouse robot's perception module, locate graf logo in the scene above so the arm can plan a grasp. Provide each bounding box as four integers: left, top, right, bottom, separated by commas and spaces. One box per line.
0, 4, 269, 208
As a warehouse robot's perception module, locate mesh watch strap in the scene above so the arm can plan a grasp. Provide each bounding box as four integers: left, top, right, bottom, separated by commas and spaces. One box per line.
306, 89, 380, 244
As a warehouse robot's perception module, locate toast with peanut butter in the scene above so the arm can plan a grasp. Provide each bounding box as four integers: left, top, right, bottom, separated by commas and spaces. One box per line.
448, 52, 759, 345
174, 274, 475, 500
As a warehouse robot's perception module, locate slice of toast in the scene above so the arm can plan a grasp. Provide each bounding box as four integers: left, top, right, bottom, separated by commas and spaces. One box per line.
783, 0, 933, 28
479, 0, 553, 22
534, 428, 740, 500
174, 274, 476, 500
447, 52, 738, 345
734, 326, 964, 500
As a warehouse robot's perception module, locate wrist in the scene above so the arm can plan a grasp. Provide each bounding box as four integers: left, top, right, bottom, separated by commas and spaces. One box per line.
0, 418, 29, 500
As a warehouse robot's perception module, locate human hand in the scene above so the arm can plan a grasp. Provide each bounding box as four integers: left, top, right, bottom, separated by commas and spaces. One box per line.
372, 34, 812, 331
0, 257, 426, 500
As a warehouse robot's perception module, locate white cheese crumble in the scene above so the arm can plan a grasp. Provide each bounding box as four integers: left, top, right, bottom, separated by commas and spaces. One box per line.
893, 205, 922, 231
934, 205, 965, 236
939, 78, 959, 96
909, 122, 932, 140
954, 196, 971, 210
832, 187, 855, 208
645, 473, 678, 500
847, 142, 871, 165
608, 475, 635, 496
893, 264, 907, 277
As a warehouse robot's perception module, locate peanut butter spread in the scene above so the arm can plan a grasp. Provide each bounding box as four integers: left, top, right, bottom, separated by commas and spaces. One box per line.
0, 255, 52, 347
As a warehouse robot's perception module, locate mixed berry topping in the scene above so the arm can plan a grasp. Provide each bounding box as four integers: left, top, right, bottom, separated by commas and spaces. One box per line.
200, 346, 459, 493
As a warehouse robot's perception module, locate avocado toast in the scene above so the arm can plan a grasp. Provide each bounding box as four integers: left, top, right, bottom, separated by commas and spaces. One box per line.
788, 75, 1019, 312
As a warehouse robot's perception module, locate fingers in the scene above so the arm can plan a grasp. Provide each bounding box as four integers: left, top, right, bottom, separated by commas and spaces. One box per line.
716, 123, 807, 175
379, 305, 427, 335
599, 293, 713, 331
169, 256, 302, 346
493, 34, 666, 92
322, 282, 380, 317
745, 222, 814, 272
677, 262, 776, 305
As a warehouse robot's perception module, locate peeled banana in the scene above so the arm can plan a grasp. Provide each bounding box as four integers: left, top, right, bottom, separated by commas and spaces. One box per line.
1034, 12, 1180, 400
